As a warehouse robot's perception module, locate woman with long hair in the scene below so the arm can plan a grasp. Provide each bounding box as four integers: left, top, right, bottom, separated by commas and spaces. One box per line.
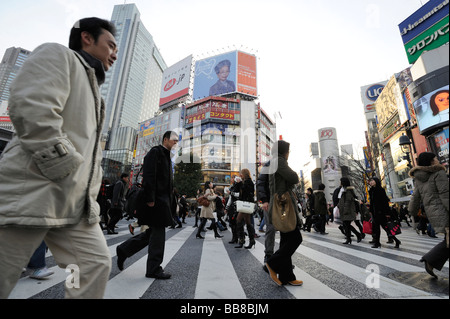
338, 177, 362, 245
408, 152, 449, 278
235, 168, 256, 249
196, 181, 223, 239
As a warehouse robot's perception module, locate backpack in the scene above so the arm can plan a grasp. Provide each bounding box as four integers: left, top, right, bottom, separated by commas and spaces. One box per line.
197, 195, 210, 207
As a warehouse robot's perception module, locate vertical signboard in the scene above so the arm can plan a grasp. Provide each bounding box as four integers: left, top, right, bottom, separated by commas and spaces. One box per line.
398, 0, 449, 64
361, 81, 388, 118
159, 55, 192, 109
237, 51, 257, 97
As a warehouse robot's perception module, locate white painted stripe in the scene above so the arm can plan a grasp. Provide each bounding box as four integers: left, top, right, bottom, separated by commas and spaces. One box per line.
195, 231, 246, 299
305, 237, 425, 272
248, 240, 347, 299
305, 229, 448, 269
296, 244, 437, 298
9, 266, 67, 299
104, 226, 193, 299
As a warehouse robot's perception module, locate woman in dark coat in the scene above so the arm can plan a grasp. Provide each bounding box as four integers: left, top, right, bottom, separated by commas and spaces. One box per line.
368, 177, 401, 248
265, 140, 303, 286
337, 177, 362, 245
408, 152, 449, 278
235, 168, 256, 249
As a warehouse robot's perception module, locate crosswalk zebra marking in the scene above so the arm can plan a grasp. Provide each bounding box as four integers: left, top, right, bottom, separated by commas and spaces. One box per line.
195, 230, 247, 299
104, 226, 193, 299
294, 243, 439, 298
304, 228, 449, 269
248, 239, 347, 299
6, 219, 448, 299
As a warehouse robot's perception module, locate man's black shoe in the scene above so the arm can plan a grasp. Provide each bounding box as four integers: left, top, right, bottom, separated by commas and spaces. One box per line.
145, 271, 171, 279
116, 246, 126, 271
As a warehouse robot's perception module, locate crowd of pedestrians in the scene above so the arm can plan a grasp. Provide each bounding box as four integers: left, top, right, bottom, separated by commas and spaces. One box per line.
0, 16, 447, 299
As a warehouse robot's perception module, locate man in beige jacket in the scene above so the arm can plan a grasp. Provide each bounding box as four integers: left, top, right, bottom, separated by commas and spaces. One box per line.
0, 18, 117, 299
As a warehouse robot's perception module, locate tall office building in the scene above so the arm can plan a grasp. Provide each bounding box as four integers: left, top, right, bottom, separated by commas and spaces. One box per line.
101, 3, 167, 180
0, 47, 31, 130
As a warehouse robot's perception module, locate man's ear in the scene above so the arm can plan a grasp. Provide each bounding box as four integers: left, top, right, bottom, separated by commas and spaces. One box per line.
80, 31, 94, 49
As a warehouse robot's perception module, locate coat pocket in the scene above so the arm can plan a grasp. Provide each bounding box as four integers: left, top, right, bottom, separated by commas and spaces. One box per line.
31, 138, 84, 181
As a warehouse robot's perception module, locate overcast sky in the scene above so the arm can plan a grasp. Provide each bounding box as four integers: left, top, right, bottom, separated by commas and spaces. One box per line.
0, 0, 427, 172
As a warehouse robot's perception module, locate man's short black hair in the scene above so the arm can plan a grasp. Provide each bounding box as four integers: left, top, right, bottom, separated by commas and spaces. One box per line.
69, 17, 116, 51
120, 173, 129, 179
318, 183, 325, 190
162, 131, 178, 143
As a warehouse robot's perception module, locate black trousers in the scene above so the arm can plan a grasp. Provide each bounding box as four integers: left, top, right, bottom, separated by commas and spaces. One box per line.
266, 227, 302, 283
117, 225, 166, 275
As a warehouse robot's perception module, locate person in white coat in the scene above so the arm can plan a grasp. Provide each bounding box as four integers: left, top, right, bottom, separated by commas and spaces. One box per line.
0, 17, 118, 299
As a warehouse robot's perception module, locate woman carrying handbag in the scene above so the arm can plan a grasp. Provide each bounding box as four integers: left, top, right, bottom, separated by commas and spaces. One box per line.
196, 181, 223, 239
368, 177, 401, 248
235, 168, 257, 249
265, 140, 303, 287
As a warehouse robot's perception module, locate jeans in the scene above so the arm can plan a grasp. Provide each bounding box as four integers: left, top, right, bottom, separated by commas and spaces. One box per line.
27, 241, 47, 269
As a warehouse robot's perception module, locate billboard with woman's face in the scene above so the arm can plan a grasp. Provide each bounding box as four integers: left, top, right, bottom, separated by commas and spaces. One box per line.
408, 66, 449, 134
193, 50, 257, 100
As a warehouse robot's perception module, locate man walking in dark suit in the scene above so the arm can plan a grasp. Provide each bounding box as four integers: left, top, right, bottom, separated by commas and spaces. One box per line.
116, 131, 178, 279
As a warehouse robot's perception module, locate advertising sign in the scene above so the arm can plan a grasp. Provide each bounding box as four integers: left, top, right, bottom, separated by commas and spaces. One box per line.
159, 55, 192, 108
193, 51, 257, 100
398, 0, 449, 64
185, 99, 240, 126
413, 84, 449, 133
374, 75, 408, 129
139, 119, 155, 137
433, 127, 449, 163
361, 81, 388, 115
237, 51, 257, 97
408, 66, 449, 134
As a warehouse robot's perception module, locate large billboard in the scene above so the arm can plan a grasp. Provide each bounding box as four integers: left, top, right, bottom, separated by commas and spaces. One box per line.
398, 0, 449, 64
408, 66, 449, 134
159, 55, 192, 109
193, 51, 257, 100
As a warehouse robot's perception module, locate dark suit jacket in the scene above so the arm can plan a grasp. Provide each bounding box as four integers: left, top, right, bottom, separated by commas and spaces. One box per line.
138, 145, 174, 227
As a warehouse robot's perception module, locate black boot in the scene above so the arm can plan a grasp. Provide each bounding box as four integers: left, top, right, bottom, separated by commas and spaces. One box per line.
196, 218, 207, 239
245, 224, 256, 249
393, 236, 401, 248
212, 222, 223, 239
235, 239, 244, 248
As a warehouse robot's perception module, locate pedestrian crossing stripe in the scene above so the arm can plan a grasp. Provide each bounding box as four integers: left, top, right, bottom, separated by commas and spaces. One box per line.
8, 220, 449, 299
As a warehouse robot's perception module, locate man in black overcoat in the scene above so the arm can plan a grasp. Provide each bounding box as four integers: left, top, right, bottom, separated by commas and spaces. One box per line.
116, 131, 178, 279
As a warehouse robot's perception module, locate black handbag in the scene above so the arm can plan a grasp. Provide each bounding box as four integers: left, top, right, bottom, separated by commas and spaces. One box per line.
385, 220, 401, 236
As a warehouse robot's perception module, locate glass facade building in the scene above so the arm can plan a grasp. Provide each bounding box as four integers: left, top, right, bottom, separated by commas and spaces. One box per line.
0, 47, 31, 130
101, 4, 167, 181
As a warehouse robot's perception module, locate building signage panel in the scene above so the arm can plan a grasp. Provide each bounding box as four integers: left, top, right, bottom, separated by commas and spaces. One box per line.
404, 16, 449, 64
361, 81, 388, 114
398, 0, 449, 64
159, 55, 192, 108
193, 50, 257, 100
408, 66, 449, 134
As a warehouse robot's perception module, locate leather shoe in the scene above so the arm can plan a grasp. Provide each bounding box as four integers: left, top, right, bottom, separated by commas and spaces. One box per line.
265, 263, 282, 286
116, 246, 126, 271
288, 280, 303, 286
146, 271, 171, 279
